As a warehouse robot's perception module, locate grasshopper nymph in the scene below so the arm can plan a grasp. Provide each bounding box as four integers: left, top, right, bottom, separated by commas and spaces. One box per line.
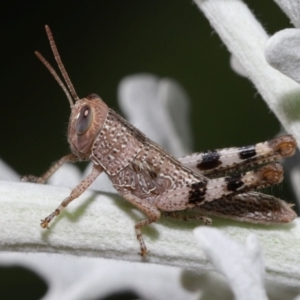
24, 26, 297, 256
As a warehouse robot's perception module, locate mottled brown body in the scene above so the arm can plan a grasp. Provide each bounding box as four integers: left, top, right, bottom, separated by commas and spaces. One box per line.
24, 26, 298, 256
95, 110, 201, 201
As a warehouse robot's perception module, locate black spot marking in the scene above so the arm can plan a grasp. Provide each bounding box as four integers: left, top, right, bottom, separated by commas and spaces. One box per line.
197, 151, 222, 170
225, 174, 244, 191
131, 161, 141, 173
188, 181, 208, 204
148, 169, 158, 179
238, 145, 256, 160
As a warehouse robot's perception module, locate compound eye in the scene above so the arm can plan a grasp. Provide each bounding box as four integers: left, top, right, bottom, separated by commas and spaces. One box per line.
76, 105, 93, 135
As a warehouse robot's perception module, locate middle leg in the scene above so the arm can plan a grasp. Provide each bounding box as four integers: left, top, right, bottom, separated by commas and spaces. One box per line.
121, 192, 161, 257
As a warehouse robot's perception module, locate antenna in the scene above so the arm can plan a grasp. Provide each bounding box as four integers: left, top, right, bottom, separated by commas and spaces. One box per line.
35, 51, 74, 107
44, 25, 80, 103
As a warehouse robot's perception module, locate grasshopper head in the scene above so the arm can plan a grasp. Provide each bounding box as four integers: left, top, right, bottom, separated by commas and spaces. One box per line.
35, 26, 108, 159
68, 94, 108, 159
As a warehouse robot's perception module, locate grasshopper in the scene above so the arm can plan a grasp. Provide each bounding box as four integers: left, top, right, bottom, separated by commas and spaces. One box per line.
24, 26, 297, 256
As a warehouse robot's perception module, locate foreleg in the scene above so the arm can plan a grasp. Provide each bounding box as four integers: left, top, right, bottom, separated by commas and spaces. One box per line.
22, 153, 78, 183
40, 164, 103, 228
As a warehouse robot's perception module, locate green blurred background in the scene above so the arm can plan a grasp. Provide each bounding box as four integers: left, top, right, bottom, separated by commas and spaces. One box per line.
0, 1, 293, 299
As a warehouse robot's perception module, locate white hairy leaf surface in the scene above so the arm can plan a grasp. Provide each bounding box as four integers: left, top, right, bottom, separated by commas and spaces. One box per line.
194, 0, 300, 147
194, 228, 268, 300
265, 29, 300, 85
